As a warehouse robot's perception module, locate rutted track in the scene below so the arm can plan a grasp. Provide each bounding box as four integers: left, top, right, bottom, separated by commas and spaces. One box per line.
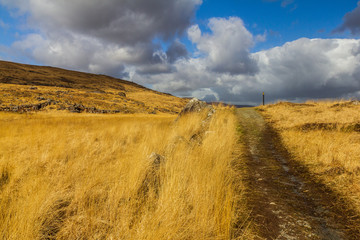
236, 108, 359, 240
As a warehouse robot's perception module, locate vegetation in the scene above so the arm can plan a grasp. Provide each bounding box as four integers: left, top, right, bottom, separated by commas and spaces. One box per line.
0, 108, 250, 239
0, 60, 188, 114
260, 100, 360, 216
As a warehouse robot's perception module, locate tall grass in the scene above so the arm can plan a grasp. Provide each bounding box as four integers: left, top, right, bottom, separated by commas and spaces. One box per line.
260, 100, 360, 213
0, 109, 246, 239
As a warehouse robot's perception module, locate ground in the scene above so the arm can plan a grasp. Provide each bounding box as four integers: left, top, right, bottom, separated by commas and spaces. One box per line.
236, 108, 360, 240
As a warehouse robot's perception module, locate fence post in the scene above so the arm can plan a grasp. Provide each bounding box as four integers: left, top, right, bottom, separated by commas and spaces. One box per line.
262, 92, 265, 105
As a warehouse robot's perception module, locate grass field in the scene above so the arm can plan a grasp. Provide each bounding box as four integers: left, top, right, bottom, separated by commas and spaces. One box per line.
260, 100, 360, 215
0, 60, 188, 114
0, 108, 249, 239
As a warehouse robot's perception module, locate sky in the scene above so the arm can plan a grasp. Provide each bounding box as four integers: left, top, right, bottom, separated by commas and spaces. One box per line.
0, 0, 360, 105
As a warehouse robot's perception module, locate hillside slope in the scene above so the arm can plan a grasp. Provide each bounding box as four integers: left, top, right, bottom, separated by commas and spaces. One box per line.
0, 60, 188, 114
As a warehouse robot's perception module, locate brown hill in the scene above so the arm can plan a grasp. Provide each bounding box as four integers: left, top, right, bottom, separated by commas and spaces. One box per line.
0, 60, 188, 114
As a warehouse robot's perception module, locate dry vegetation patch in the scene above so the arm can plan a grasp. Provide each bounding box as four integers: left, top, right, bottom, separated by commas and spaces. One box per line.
0, 108, 249, 239
0, 60, 188, 114
259, 100, 360, 219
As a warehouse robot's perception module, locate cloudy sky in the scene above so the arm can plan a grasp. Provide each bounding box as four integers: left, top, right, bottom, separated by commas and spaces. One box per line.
0, 0, 360, 105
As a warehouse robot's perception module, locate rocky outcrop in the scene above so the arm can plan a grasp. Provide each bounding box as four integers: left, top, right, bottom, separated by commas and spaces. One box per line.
118, 92, 126, 97
0, 99, 57, 113
177, 98, 215, 121
179, 98, 209, 115
0, 101, 123, 114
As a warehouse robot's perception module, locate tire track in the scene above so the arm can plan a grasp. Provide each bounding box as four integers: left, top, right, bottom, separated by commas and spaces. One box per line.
236, 108, 358, 240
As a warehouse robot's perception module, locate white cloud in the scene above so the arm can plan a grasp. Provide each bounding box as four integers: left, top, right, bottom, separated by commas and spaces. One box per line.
2, 0, 202, 75
192, 88, 219, 102
255, 32, 267, 43
1, 0, 202, 44
2, 1, 360, 105
133, 36, 360, 105
188, 17, 258, 74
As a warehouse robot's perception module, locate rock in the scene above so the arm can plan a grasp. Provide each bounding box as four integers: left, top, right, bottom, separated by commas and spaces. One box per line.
69, 104, 85, 113
29, 86, 38, 90
177, 98, 216, 121
118, 92, 126, 97
148, 152, 165, 169
179, 98, 208, 115
91, 90, 106, 94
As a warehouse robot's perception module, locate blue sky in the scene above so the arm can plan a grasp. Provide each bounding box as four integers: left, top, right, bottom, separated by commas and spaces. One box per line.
0, 0, 360, 104
196, 0, 357, 50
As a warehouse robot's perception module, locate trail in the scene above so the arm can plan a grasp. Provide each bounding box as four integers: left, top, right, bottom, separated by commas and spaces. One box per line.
236, 108, 358, 240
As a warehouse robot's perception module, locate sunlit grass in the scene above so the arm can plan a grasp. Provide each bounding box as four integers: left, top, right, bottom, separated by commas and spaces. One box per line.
260, 100, 360, 212
0, 108, 249, 239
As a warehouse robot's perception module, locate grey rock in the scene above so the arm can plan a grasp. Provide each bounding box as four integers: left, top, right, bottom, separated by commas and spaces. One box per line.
118, 92, 126, 97
177, 98, 216, 121
179, 98, 208, 114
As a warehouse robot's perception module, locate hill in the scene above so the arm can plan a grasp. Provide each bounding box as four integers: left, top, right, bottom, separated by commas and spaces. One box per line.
0, 60, 188, 114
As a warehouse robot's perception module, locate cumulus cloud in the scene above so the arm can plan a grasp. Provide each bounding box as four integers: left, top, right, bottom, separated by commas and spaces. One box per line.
1, 0, 201, 44
109, 16, 360, 105
232, 38, 360, 103
166, 40, 189, 63
188, 17, 258, 75
249, 38, 360, 101
334, 1, 360, 35
2, 1, 360, 105
132, 37, 360, 105
1, 0, 201, 75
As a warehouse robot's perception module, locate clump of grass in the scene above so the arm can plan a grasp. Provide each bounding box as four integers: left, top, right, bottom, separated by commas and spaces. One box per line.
260, 100, 360, 212
0, 108, 249, 239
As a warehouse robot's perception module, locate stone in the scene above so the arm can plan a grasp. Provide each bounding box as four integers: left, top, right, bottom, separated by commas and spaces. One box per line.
179, 98, 208, 115
69, 104, 85, 113
148, 152, 165, 169
177, 98, 216, 122
118, 92, 126, 97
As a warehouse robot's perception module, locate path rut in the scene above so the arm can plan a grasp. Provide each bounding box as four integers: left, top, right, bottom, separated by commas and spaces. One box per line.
236, 108, 358, 240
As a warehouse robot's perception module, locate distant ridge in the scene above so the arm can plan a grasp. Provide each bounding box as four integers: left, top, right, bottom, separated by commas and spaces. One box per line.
208, 102, 254, 108
0, 60, 188, 114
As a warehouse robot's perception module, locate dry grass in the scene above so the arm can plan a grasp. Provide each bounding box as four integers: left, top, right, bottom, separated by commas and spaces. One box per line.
0, 108, 249, 239
0, 60, 188, 114
259, 100, 360, 213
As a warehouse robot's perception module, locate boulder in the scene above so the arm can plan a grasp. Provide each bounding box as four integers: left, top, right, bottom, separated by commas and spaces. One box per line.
69, 104, 85, 113
178, 98, 210, 115
118, 92, 126, 97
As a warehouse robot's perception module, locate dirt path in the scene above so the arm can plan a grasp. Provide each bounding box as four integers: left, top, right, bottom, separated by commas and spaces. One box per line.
236, 108, 359, 240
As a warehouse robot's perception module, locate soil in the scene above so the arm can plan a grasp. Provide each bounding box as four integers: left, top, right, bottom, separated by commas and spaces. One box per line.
236, 108, 360, 240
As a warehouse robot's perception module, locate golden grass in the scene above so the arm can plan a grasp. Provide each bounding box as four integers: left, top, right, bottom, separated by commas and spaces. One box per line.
0, 108, 248, 239
0, 60, 188, 114
260, 100, 360, 213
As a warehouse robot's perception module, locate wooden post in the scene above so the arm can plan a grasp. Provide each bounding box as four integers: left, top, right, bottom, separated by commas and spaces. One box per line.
262, 92, 265, 105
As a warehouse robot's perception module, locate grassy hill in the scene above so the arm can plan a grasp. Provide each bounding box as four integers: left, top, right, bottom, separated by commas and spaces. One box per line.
0, 60, 188, 114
